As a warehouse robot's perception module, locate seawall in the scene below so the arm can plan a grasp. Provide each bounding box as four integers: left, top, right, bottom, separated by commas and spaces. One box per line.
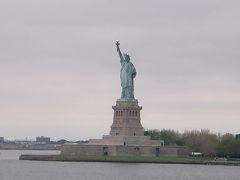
19, 154, 240, 166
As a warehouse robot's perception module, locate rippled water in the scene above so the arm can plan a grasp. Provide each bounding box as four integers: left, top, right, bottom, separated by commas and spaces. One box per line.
0, 150, 239, 180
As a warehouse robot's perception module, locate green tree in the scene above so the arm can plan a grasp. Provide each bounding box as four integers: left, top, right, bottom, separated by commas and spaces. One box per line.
217, 133, 240, 158
182, 129, 218, 155
159, 129, 182, 145
144, 129, 161, 140
144, 129, 182, 145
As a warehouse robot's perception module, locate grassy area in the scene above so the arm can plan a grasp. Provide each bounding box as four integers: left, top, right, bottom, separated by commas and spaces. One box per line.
227, 158, 240, 161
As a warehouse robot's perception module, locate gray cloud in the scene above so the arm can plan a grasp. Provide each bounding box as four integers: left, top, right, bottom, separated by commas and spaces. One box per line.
0, 0, 240, 140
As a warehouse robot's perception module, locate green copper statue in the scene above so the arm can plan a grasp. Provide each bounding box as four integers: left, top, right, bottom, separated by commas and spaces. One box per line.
116, 41, 136, 101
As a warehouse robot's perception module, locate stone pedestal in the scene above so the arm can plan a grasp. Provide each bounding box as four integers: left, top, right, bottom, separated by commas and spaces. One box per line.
110, 100, 144, 136
87, 100, 164, 147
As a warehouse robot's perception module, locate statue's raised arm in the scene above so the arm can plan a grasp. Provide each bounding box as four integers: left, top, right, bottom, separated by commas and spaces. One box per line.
116, 40, 124, 62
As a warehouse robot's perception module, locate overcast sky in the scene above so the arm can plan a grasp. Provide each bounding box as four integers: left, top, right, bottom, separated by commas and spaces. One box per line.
0, 0, 240, 140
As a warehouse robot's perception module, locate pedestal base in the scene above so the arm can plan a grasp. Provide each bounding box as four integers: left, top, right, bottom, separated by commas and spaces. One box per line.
110, 100, 144, 136
88, 135, 164, 146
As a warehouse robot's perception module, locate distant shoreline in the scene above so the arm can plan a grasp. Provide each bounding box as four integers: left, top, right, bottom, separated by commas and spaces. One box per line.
0, 143, 61, 150
19, 154, 240, 166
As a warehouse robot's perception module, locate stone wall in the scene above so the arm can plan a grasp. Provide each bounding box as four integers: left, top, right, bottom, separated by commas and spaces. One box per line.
61, 144, 188, 157
88, 135, 164, 147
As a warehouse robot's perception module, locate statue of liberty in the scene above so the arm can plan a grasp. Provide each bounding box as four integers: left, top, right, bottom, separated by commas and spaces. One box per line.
115, 41, 136, 101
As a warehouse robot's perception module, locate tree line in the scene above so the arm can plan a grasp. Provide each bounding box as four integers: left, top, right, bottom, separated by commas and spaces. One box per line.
144, 129, 240, 158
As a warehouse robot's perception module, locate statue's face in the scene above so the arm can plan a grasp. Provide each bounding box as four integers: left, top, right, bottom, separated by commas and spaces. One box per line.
124, 54, 130, 62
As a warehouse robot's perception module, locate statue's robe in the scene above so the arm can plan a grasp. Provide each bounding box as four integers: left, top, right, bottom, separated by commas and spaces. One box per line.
120, 59, 136, 100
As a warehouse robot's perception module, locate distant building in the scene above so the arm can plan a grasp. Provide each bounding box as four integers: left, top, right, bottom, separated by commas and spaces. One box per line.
236, 134, 240, 139
0, 137, 4, 143
36, 136, 50, 144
